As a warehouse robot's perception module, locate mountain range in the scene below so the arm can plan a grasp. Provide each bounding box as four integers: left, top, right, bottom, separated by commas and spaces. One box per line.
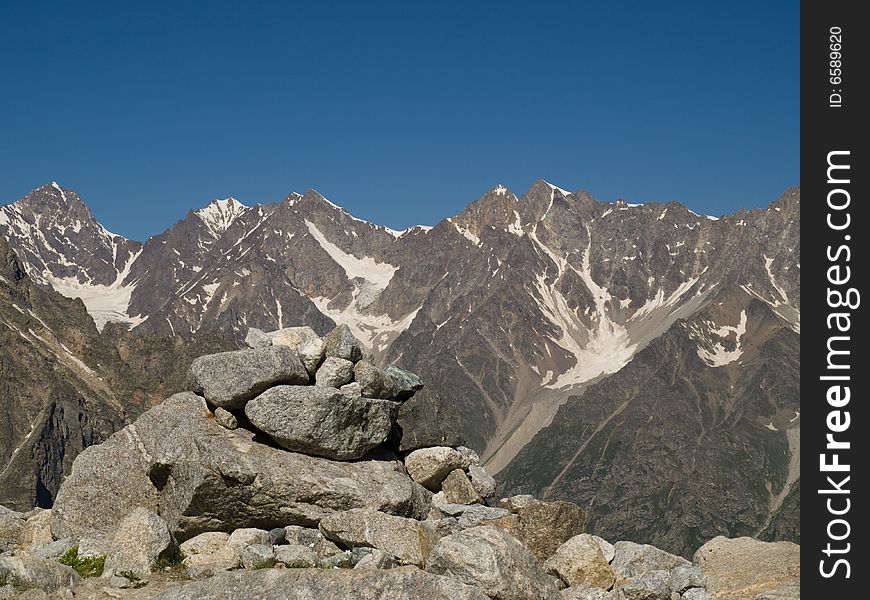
0, 181, 800, 556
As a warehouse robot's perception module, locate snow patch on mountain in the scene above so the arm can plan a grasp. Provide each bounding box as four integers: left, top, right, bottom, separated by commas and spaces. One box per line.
305, 221, 398, 289
693, 310, 749, 367
195, 198, 249, 238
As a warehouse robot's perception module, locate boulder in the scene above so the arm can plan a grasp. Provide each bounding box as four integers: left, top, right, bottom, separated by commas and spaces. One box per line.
239, 544, 275, 569
692, 536, 799, 600
441, 469, 481, 504
315, 357, 355, 388
669, 564, 706, 594
499, 495, 535, 511
268, 326, 319, 352
213, 407, 237, 430
353, 360, 398, 399
353, 548, 398, 570
244, 385, 394, 460
0, 553, 81, 592
592, 536, 615, 564
611, 541, 689, 579
298, 336, 326, 375
51, 393, 431, 548
484, 499, 587, 562
179, 532, 239, 578
319, 508, 439, 567
468, 464, 497, 498
322, 324, 364, 363
103, 508, 174, 579
28, 539, 76, 561
427, 525, 560, 600
440, 504, 510, 529
244, 327, 272, 349
151, 566, 490, 600
340, 382, 362, 397
394, 387, 466, 452
457, 446, 480, 465
320, 550, 354, 569
404, 447, 470, 490
274, 544, 319, 568
617, 569, 671, 600
282, 525, 323, 549
384, 365, 423, 401
544, 534, 617, 590
185, 346, 308, 409
0, 506, 25, 545
682, 588, 714, 600
228, 528, 272, 552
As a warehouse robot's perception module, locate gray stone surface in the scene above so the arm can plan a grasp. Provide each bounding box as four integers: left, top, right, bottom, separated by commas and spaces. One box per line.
297, 336, 326, 375
153, 566, 491, 599
340, 382, 362, 397
322, 324, 363, 363
383, 365, 423, 401
484, 499, 588, 562
468, 464, 497, 498
354, 360, 398, 399
185, 346, 308, 409
213, 407, 237, 430
240, 543, 275, 569
441, 469, 482, 505
102, 508, 174, 579
544, 534, 617, 590
244, 385, 394, 460
404, 446, 470, 490
612, 541, 689, 579
682, 589, 714, 600
51, 392, 431, 547
561, 586, 618, 600
315, 357, 355, 388
440, 504, 510, 529
427, 525, 561, 600
268, 326, 319, 352
592, 536, 615, 564
244, 327, 272, 349
179, 532, 240, 579
274, 544, 318, 568
228, 528, 272, 552
692, 536, 799, 600
753, 581, 800, 600
319, 508, 439, 567
0, 552, 81, 592
353, 547, 398, 570
669, 564, 707, 594
618, 569, 671, 600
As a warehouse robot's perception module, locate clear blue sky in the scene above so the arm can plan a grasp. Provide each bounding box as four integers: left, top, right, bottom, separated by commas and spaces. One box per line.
0, 1, 798, 241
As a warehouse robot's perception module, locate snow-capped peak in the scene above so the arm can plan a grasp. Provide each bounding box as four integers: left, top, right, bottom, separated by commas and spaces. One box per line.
542, 181, 571, 196
195, 198, 249, 237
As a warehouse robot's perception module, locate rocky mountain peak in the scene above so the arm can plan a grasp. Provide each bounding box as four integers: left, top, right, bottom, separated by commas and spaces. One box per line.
193, 197, 250, 238
0, 236, 26, 283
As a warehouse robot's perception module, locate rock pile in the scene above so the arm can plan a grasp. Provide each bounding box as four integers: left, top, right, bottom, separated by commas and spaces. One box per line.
0, 324, 800, 599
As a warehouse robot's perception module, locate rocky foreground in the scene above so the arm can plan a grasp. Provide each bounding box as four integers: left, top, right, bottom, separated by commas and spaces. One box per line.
1, 325, 799, 599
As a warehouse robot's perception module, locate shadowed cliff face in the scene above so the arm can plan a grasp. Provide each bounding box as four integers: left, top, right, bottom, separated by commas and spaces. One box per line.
2, 183, 799, 554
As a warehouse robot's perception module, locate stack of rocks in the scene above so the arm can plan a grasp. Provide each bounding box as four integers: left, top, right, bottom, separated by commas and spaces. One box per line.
0, 323, 799, 600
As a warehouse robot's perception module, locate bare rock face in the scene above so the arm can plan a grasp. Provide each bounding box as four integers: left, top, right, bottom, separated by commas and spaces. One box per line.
543, 534, 616, 590
150, 566, 491, 600
319, 508, 439, 566
426, 525, 561, 600
692, 536, 799, 600
244, 386, 394, 460
185, 346, 309, 409
102, 508, 175, 580
405, 447, 471, 490
50, 392, 430, 548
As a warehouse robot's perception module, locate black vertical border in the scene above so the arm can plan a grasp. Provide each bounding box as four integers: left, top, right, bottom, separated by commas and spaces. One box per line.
802, 0, 868, 595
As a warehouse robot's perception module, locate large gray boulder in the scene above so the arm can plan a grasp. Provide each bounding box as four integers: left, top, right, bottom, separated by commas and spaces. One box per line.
51, 393, 431, 549
244, 327, 272, 349
102, 508, 174, 579
544, 534, 617, 590
322, 324, 364, 362
185, 346, 308, 409
426, 525, 561, 600
404, 447, 471, 490
319, 508, 439, 566
611, 541, 689, 579
0, 552, 81, 592
244, 386, 394, 460
692, 536, 799, 600
152, 566, 490, 600
179, 532, 239, 579
315, 357, 355, 388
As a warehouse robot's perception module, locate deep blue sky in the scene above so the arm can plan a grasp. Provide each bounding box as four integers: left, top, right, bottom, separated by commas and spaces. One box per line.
1, 1, 798, 241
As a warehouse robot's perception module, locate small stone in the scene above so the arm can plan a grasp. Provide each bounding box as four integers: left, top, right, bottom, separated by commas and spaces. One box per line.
353, 361, 398, 399
268, 326, 319, 352
322, 324, 364, 362
315, 357, 355, 388
467, 464, 497, 498
214, 407, 238, 430
383, 365, 423, 401
240, 544, 275, 569
244, 328, 272, 349
441, 469, 482, 505
404, 447, 470, 490
268, 528, 286, 546
274, 544, 319, 568
298, 337, 326, 375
